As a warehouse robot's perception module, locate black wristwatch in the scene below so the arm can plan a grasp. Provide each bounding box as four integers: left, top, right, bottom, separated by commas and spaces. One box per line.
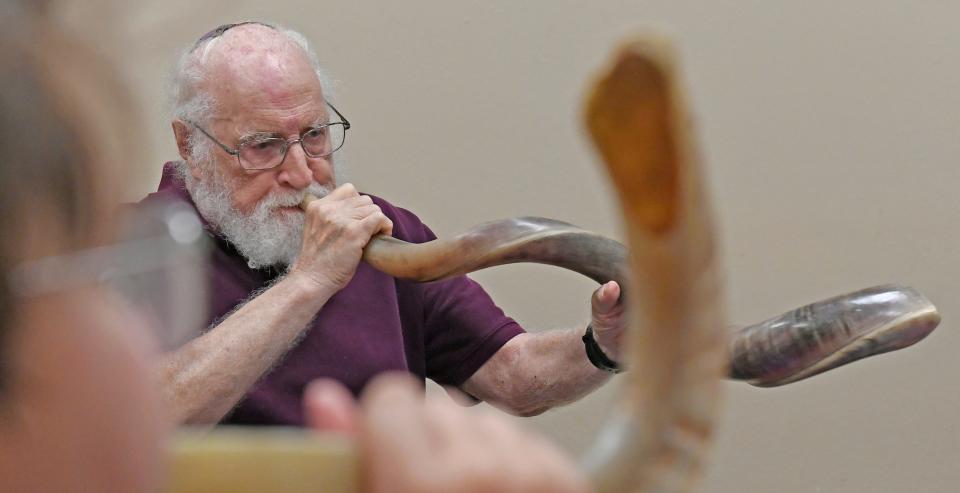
582, 325, 623, 374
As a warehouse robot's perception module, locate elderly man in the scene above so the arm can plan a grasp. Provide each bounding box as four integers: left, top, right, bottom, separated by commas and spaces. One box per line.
146, 21, 625, 426
0, 10, 590, 492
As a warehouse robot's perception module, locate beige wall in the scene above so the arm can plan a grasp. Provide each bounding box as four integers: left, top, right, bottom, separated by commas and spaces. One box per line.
63, 1, 960, 491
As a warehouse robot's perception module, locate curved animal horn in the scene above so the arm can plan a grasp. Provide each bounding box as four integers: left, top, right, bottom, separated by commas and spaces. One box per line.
348, 214, 939, 387
730, 284, 939, 386
578, 36, 726, 492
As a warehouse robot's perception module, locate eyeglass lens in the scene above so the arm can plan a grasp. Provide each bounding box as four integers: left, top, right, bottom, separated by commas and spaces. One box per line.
239, 123, 346, 170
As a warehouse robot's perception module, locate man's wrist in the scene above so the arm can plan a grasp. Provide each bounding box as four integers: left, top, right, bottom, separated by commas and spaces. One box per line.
593, 332, 621, 362
282, 269, 340, 301
582, 325, 623, 374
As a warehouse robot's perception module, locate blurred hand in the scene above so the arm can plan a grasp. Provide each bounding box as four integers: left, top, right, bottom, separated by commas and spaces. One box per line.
590, 281, 626, 361
304, 374, 592, 493
290, 183, 392, 292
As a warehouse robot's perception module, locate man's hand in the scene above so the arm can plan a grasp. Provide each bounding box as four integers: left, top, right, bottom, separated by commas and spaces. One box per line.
305, 375, 592, 493
290, 183, 393, 292
590, 281, 626, 361
158, 183, 389, 426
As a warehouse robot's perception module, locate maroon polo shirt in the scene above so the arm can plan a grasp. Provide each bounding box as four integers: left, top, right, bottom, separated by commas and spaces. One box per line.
141, 163, 524, 426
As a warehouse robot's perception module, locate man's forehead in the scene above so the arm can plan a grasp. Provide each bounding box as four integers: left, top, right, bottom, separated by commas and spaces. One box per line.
197, 24, 315, 87
205, 44, 316, 89
196, 23, 290, 63
228, 106, 330, 137
198, 27, 325, 126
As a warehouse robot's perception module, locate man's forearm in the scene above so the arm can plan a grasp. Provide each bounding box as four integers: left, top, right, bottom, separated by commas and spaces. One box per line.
158, 272, 337, 425
464, 328, 612, 417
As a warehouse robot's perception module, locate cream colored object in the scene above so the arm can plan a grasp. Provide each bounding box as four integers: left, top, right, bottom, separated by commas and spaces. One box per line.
166, 428, 357, 493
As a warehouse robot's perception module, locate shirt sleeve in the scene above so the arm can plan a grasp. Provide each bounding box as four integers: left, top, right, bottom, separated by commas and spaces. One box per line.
373, 197, 525, 387
420, 273, 525, 387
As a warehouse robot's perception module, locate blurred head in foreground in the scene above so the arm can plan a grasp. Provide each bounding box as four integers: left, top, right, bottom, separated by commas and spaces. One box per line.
0, 14, 167, 493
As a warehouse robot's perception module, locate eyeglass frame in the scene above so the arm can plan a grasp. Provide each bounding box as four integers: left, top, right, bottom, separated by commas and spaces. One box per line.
186, 102, 351, 171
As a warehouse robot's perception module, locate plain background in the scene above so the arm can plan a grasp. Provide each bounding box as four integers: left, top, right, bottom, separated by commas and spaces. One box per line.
58, 1, 958, 491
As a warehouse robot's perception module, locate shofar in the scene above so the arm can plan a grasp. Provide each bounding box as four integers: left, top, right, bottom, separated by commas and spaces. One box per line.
357, 217, 939, 387
167, 36, 939, 493
579, 36, 726, 493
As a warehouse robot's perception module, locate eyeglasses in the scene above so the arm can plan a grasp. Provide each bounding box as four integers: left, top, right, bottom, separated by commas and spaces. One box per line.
187, 102, 350, 171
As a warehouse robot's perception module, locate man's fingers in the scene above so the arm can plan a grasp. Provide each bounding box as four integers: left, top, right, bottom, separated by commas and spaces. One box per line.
360, 373, 430, 454
359, 374, 440, 493
359, 375, 591, 493
591, 281, 625, 360
352, 204, 384, 219
303, 378, 359, 436
343, 194, 374, 208
320, 183, 360, 202
359, 211, 393, 237
300, 183, 357, 207
591, 281, 621, 314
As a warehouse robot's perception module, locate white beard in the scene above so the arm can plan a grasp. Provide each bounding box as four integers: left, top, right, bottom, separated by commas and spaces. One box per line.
184, 159, 332, 269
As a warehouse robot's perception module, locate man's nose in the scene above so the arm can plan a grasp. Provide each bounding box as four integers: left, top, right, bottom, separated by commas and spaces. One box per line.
277, 141, 313, 189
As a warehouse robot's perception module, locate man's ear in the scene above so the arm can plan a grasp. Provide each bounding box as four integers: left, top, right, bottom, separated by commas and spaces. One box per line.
172, 120, 193, 161
172, 120, 202, 181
